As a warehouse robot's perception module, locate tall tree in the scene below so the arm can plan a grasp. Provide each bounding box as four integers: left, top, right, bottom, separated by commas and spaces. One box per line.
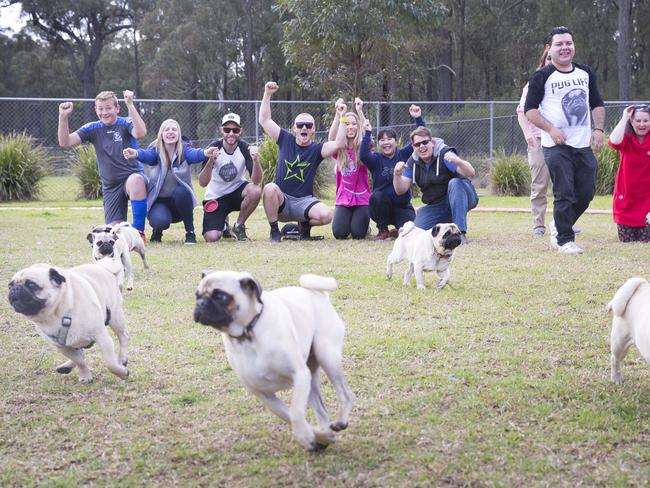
18, 0, 133, 100
615, 0, 633, 101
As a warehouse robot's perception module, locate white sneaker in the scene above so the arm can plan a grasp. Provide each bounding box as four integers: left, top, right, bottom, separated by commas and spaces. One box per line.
549, 220, 559, 250
557, 241, 583, 254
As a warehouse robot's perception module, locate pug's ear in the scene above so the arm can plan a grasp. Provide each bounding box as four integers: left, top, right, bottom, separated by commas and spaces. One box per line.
201, 269, 214, 279
49, 268, 66, 286
86, 233, 94, 244
240, 277, 262, 302
431, 224, 441, 237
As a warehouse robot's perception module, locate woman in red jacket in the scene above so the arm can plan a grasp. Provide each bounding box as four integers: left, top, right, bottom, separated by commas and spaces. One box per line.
608, 104, 650, 242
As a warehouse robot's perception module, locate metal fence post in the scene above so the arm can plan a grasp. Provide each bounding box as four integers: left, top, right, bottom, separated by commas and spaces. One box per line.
489, 101, 494, 158
254, 100, 260, 143
375, 102, 380, 138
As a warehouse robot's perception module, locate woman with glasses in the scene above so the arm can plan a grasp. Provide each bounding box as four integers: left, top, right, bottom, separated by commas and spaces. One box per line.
517, 47, 554, 237
123, 119, 219, 244
608, 104, 650, 242
328, 97, 370, 239
393, 127, 478, 244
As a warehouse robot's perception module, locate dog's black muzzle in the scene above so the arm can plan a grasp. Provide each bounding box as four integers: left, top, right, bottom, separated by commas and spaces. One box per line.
8, 284, 46, 316
97, 242, 115, 257
193, 297, 232, 329
443, 233, 462, 251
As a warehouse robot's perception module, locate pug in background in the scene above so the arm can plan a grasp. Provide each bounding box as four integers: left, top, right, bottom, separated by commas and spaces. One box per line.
386, 222, 462, 289
607, 277, 650, 384
87, 222, 148, 291
194, 271, 354, 452
8, 263, 129, 383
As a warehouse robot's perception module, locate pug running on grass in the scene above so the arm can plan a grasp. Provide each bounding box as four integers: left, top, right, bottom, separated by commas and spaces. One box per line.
87, 222, 148, 291
8, 263, 129, 383
193, 270, 355, 451
386, 221, 462, 289
607, 277, 650, 384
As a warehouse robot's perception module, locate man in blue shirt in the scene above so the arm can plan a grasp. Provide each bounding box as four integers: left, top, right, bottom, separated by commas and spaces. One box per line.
58, 90, 148, 238
259, 81, 348, 242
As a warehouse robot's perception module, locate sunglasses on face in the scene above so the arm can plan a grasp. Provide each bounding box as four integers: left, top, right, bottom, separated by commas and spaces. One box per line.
412, 139, 431, 148
222, 127, 241, 134
295, 122, 314, 129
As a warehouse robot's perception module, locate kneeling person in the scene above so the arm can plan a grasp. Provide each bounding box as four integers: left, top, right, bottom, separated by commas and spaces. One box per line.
393, 127, 478, 244
199, 113, 262, 241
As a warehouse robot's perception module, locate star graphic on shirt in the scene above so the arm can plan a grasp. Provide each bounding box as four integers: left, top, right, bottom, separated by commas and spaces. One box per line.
284, 156, 310, 183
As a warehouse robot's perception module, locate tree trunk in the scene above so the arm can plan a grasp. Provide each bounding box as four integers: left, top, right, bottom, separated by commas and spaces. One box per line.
617, 0, 633, 101
243, 0, 256, 100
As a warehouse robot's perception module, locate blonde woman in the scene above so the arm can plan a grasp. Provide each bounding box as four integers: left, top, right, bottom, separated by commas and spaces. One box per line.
328, 98, 370, 239
123, 119, 218, 244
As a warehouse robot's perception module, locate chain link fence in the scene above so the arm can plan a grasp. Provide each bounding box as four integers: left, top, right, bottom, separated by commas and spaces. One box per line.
0, 97, 631, 200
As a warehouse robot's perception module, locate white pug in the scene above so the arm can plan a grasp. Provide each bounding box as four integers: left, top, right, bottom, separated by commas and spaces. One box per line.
607, 277, 650, 384
193, 271, 355, 451
8, 263, 129, 383
87, 223, 148, 291
386, 222, 462, 289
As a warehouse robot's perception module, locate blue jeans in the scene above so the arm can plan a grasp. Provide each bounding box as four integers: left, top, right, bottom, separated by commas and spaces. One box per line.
414, 178, 479, 231
148, 185, 195, 232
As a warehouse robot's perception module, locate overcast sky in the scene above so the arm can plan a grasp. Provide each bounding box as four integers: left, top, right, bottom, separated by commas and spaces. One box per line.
0, 3, 26, 35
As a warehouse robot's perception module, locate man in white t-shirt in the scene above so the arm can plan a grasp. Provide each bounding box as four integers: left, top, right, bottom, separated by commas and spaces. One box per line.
198, 113, 262, 241
525, 26, 605, 254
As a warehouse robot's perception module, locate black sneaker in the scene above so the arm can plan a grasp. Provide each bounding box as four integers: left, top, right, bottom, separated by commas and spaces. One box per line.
184, 231, 197, 245
232, 223, 248, 241
150, 229, 163, 242
222, 219, 233, 238
270, 227, 282, 242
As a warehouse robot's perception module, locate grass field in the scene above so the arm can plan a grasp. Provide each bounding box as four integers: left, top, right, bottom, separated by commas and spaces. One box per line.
1, 195, 649, 487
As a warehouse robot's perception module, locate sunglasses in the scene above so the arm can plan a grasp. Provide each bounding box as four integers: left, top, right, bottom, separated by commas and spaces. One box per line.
295, 122, 314, 129
222, 127, 241, 134
633, 104, 650, 113
412, 139, 431, 148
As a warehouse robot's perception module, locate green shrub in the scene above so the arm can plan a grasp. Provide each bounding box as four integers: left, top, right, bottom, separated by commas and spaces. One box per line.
256, 133, 333, 199
595, 138, 619, 195
72, 144, 102, 200
490, 149, 530, 196
0, 132, 49, 201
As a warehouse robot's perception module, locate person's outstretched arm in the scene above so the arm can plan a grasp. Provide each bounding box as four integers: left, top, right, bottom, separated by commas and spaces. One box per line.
259, 81, 281, 142
123, 90, 147, 139
57, 102, 82, 148
609, 106, 634, 145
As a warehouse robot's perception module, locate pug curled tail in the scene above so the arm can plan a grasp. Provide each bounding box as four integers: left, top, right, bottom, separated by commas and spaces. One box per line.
299, 275, 337, 292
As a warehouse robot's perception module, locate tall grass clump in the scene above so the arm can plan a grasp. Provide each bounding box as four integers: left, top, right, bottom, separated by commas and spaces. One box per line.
595, 138, 619, 195
256, 132, 332, 198
489, 149, 530, 196
0, 131, 49, 201
72, 144, 102, 199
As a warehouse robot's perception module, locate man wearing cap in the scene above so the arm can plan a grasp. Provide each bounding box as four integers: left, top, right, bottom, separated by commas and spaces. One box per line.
259, 81, 348, 242
198, 112, 262, 241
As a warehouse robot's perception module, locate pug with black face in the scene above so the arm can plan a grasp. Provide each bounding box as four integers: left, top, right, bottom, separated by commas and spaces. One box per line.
386, 222, 462, 289
8, 263, 129, 383
87, 222, 148, 291
194, 270, 355, 451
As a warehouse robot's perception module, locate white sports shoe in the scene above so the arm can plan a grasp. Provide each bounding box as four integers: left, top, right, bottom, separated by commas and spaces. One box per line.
549, 220, 559, 250
558, 241, 583, 254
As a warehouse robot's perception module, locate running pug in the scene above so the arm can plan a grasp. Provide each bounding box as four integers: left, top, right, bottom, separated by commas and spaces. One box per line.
8, 263, 129, 383
87, 222, 148, 291
386, 222, 462, 289
194, 271, 355, 451
607, 277, 650, 384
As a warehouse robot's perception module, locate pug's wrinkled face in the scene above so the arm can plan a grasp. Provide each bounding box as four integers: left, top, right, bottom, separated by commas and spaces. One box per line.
194, 270, 262, 338
431, 223, 462, 253
8, 264, 66, 317
87, 226, 119, 258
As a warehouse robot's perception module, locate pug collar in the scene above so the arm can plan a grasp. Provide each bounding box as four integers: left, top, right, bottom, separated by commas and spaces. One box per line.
47, 313, 73, 346
233, 302, 265, 341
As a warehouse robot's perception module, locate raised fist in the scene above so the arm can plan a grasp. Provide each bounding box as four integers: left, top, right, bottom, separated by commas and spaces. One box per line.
59, 102, 73, 116
123, 90, 134, 105
264, 82, 279, 95
409, 104, 422, 118
204, 146, 220, 159
354, 97, 364, 112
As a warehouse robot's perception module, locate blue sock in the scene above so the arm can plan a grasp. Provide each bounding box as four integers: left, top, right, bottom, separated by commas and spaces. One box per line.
131, 199, 147, 232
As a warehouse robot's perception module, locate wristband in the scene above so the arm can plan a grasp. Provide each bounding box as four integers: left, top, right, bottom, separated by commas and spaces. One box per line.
592, 128, 604, 133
